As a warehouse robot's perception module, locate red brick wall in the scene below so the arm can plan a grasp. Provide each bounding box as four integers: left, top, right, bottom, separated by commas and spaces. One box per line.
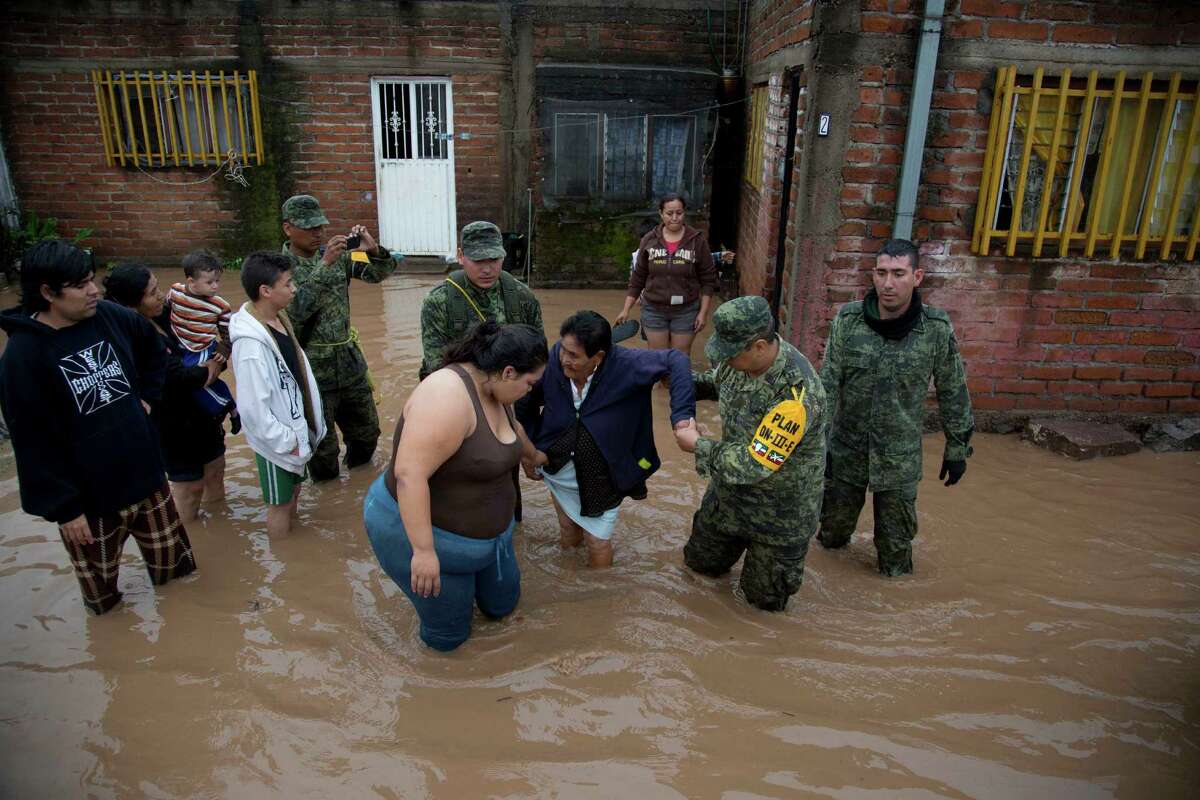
533, 19, 726, 65
735, 78, 779, 297
744, 0, 1200, 417
0, 14, 241, 260
864, 0, 1200, 44
0, 10, 507, 263
737, 72, 808, 304
738, 1, 814, 304
747, 0, 816, 62
774, 72, 809, 333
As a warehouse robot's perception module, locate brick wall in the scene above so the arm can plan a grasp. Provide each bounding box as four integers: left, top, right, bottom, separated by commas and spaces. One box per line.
774, 72, 809, 334
526, 4, 734, 286
533, 19, 726, 66
746, 0, 816, 62
0, 7, 509, 263
740, 0, 1200, 419
864, 0, 1200, 44
736, 74, 792, 298
739, 1, 815, 306
1, 2, 735, 278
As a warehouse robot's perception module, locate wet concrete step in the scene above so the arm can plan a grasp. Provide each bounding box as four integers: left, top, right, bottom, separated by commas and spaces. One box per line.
1023, 418, 1142, 460
400, 256, 452, 274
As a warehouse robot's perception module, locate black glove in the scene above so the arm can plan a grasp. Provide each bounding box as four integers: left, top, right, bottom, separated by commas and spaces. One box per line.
939, 459, 966, 487
825, 450, 832, 478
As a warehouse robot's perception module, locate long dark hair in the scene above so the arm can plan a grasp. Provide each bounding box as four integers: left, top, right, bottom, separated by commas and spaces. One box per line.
103, 263, 153, 308
441, 321, 548, 375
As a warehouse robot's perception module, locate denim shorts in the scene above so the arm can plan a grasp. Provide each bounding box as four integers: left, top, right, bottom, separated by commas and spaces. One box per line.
363, 474, 519, 652
641, 299, 700, 333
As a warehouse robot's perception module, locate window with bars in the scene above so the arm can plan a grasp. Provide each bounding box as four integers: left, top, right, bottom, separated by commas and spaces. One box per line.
974, 67, 1200, 261
744, 85, 768, 191
550, 111, 698, 201
90, 69, 263, 168
376, 81, 450, 161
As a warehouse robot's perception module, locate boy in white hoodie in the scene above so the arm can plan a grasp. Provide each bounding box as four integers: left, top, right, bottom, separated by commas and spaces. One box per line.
230, 251, 326, 537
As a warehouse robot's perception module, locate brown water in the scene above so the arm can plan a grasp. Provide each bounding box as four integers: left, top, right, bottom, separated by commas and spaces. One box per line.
1, 273, 1198, 798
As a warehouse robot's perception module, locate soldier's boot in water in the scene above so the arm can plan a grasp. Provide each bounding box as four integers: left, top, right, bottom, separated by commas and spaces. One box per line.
740, 539, 809, 612
817, 479, 867, 549
683, 490, 746, 578
337, 377, 380, 469
309, 429, 342, 482
872, 485, 918, 577
344, 439, 377, 469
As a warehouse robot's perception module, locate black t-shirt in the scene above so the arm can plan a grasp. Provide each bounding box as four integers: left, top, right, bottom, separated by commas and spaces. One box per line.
268, 325, 302, 385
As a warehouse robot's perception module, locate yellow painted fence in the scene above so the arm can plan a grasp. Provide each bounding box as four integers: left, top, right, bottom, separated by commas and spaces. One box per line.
973, 67, 1200, 261
90, 69, 264, 168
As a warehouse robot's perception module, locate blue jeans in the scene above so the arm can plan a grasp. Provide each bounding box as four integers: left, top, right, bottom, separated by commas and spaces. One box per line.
363, 474, 520, 651
181, 344, 234, 417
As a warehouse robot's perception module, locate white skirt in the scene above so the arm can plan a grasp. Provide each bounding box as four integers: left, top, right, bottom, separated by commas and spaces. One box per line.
540, 461, 621, 541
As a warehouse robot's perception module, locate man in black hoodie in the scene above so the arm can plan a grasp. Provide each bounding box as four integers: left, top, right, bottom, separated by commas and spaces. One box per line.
0, 240, 196, 614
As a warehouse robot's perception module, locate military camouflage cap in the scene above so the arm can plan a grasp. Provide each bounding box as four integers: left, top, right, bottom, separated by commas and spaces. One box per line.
281, 195, 330, 228
705, 295, 775, 363
460, 221, 506, 261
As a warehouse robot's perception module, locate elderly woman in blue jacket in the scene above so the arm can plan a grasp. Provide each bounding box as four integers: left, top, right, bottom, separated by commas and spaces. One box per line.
518, 310, 696, 567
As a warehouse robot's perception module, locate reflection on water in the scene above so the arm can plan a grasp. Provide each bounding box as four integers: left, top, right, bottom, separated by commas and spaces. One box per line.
1, 273, 1198, 797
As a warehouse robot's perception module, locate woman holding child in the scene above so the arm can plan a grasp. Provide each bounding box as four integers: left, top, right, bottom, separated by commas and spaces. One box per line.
104, 264, 227, 522
363, 321, 548, 652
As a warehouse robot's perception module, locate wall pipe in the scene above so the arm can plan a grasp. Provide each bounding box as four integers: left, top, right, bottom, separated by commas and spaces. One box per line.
893, 0, 946, 241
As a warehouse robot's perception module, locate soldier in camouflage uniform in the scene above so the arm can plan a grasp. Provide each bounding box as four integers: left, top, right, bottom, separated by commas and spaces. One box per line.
419, 221, 543, 380
818, 238, 973, 576
674, 296, 827, 612
282, 194, 399, 481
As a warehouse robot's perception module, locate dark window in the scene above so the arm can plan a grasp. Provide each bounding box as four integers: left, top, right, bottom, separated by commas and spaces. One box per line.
554, 113, 600, 196
650, 116, 694, 199
549, 109, 700, 203
604, 115, 647, 198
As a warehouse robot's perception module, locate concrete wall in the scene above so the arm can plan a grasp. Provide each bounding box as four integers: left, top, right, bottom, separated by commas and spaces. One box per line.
739, 0, 1200, 420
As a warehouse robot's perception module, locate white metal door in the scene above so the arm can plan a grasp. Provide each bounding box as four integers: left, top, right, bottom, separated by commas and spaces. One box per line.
371, 77, 457, 257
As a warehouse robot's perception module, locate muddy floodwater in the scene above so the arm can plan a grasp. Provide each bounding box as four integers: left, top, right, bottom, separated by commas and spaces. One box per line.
1, 273, 1198, 798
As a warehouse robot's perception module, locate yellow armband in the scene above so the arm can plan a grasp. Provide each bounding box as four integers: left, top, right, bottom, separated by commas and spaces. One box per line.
748, 387, 807, 472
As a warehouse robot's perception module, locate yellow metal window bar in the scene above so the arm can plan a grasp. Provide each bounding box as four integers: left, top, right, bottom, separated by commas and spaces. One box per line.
744, 85, 768, 191
973, 67, 1200, 261
91, 69, 264, 168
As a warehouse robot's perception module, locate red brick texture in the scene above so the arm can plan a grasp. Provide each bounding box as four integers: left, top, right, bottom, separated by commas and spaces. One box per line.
746, 1, 816, 63
0, 11, 508, 263
740, 0, 1200, 415
868, 0, 1200, 46
737, 75, 789, 298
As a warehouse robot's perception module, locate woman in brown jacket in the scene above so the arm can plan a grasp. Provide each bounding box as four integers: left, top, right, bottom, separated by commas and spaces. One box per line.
615, 193, 720, 359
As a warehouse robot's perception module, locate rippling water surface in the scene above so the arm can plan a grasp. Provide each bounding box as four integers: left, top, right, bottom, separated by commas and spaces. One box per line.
1, 274, 1197, 798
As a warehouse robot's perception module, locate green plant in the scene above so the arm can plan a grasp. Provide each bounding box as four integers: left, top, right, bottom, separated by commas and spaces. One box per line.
222, 256, 244, 271
1, 209, 93, 277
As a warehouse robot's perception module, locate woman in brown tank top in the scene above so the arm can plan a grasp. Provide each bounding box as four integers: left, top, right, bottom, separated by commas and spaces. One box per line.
363, 322, 548, 652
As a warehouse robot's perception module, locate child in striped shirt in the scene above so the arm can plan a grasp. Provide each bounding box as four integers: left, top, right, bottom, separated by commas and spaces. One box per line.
169, 251, 241, 433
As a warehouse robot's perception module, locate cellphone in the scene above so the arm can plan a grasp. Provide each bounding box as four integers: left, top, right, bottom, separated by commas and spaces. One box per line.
346, 232, 362, 249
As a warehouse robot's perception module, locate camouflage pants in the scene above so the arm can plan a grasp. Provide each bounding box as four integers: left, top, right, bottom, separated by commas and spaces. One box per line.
818, 479, 918, 576
683, 486, 812, 612
311, 374, 380, 481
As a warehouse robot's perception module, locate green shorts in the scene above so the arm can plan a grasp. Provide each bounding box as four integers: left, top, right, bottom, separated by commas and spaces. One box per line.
255, 453, 305, 505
